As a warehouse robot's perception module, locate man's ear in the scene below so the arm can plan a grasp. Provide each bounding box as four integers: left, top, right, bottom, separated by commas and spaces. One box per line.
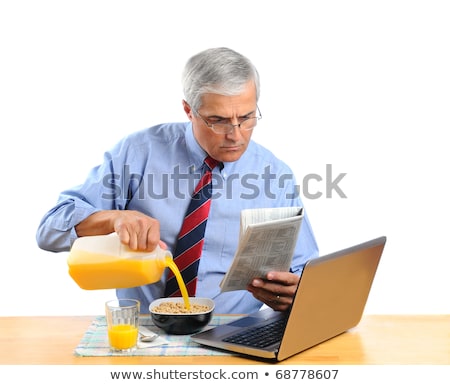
182, 100, 193, 120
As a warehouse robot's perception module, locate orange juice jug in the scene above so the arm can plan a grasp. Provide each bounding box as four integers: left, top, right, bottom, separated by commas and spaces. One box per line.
67, 233, 172, 290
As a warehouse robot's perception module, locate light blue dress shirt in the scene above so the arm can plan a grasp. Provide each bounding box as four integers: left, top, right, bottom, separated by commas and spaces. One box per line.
36, 122, 319, 314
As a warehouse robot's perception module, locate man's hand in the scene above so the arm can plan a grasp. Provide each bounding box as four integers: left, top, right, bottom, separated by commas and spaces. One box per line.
247, 271, 300, 311
75, 210, 162, 251
113, 210, 161, 251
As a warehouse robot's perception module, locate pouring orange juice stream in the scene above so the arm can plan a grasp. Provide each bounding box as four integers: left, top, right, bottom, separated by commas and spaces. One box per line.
67, 234, 192, 310
163, 256, 191, 310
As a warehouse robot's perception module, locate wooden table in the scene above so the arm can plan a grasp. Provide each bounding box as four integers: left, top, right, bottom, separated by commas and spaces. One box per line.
0, 315, 448, 365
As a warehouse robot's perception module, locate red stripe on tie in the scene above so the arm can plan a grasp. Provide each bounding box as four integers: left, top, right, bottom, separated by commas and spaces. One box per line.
178, 201, 211, 238
193, 173, 212, 195
166, 241, 204, 276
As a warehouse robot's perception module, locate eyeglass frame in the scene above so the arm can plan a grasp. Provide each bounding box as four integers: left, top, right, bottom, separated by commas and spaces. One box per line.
192, 105, 262, 134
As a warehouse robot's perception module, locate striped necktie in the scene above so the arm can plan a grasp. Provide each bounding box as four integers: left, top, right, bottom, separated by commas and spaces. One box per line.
164, 156, 220, 297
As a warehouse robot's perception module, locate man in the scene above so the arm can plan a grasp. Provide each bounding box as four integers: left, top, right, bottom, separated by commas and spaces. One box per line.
36, 47, 319, 314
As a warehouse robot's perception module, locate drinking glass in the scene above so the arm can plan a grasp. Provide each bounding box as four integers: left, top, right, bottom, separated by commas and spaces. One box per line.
105, 299, 140, 353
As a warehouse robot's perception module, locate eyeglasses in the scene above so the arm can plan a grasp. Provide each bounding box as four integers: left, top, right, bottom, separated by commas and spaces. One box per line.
193, 105, 262, 134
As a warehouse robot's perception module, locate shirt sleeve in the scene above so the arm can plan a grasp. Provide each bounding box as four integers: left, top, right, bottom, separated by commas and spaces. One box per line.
291, 206, 319, 274
35, 139, 137, 252
275, 164, 319, 274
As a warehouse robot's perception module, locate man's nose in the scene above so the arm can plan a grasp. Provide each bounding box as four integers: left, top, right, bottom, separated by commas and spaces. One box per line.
225, 123, 243, 139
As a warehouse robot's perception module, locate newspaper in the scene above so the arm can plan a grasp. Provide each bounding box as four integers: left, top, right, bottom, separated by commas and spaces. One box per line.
220, 207, 303, 292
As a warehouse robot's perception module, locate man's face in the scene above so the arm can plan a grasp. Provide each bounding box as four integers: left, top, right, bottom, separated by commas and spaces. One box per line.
183, 81, 257, 163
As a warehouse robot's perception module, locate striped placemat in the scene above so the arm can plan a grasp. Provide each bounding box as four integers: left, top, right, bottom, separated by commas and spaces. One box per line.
74, 315, 241, 357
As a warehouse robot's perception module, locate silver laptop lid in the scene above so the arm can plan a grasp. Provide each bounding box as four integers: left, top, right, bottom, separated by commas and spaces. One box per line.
277, 236, 386, 360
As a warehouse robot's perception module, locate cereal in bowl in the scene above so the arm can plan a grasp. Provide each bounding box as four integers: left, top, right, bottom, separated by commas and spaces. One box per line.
152, 302, 211, 314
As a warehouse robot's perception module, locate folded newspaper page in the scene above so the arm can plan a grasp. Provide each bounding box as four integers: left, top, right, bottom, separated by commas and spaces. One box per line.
220, 207, 303, 292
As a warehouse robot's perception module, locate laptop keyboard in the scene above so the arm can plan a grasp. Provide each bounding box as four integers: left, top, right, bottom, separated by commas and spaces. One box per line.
222, 317, 287, 348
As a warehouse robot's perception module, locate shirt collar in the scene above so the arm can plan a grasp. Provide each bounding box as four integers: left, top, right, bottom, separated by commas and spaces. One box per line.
185, 122, 209, 171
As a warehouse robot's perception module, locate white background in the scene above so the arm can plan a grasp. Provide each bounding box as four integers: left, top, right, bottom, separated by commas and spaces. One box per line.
1, 0, 448, 316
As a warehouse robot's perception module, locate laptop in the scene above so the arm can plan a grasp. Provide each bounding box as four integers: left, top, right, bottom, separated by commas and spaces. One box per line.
191, 236, 387, 361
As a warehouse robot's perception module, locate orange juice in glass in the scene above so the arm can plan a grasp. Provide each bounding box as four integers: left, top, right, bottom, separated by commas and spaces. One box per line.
105, 299, 140, 352
108, 324, 138, 350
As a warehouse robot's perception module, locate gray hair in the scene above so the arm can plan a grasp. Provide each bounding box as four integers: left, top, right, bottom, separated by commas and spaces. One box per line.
182, 47, 260, 112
